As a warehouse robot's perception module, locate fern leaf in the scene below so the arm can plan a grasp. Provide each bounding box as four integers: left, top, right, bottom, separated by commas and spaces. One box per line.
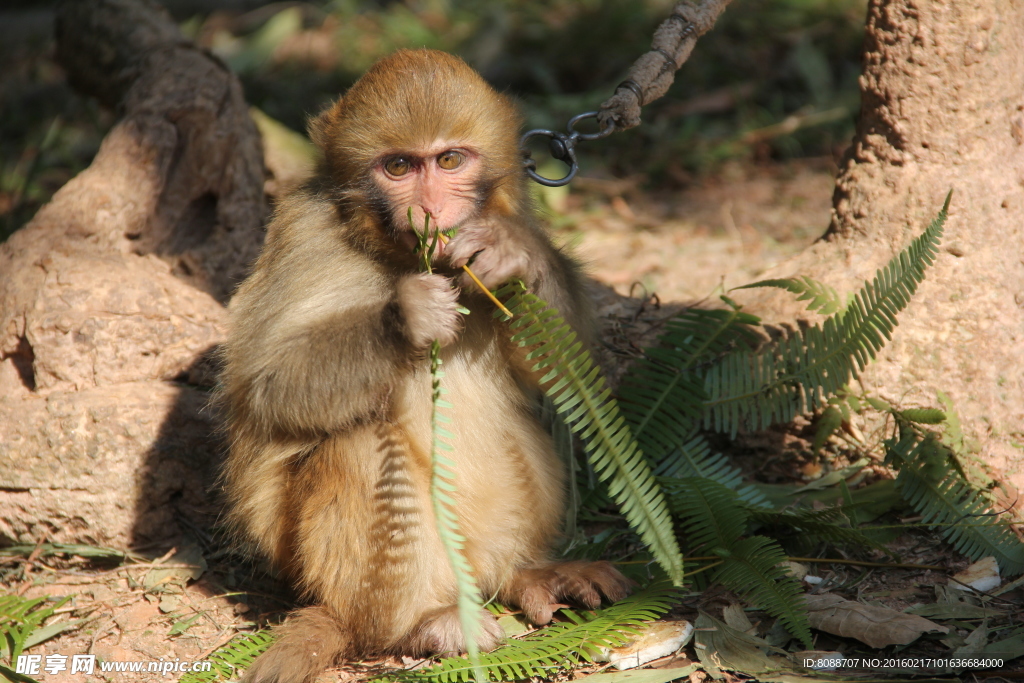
618, 305, 766, 505
661, 477, 748, 552
893, 434, 1024, 576
386, 582, 677, 683
179, 631, 275, 683
704, 193, 950, 436
619, 305, 760, 463
496, 281, 684, 586
411, 214, 484, 671
715, 536, 812, 648
0, 595, 70, 663
735, 276, 845, 315
745, 505, 893, 556
429, 341, 484, 671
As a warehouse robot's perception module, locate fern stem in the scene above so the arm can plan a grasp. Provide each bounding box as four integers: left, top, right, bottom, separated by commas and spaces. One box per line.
410, 210, 485, 678
429, 341, 484, 677
436, 232, 513, 318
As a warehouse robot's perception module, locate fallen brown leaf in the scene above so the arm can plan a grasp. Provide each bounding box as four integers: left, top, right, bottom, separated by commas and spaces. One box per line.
804, 594, 948, 649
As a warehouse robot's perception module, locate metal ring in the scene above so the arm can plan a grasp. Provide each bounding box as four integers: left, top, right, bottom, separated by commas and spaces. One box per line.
520, 128, 578, 187
567, 111, 615, 141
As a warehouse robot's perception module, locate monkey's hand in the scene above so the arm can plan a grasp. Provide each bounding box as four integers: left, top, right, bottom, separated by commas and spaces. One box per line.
505, 561, 633, 625
397, 273, 463, 349
444, 219, 538, 290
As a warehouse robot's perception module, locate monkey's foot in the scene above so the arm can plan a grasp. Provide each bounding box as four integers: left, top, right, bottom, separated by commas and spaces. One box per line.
507, 560, 633, 625
398, 605, 503, 656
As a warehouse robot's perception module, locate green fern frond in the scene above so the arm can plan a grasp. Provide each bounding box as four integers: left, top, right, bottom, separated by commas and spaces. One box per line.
661, 477, 748, 551
704, 193, 950, 436
735, 276, 845, 315
179, 631, 275, 683
386, 582, 677, 683
619, 305, 760, 463
892, 434, 1024, 576
617, 304, 766, 506
653, 434, 767, 506
715, 536, 812, 648
0, 595, 71, 664
745, 505, 893, 556
429, 340, 484, 670
409, 213, 484, 670
496, 281, 684, 586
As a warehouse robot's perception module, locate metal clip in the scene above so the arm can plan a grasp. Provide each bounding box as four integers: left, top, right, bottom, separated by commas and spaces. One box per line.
520, 111, 615, 187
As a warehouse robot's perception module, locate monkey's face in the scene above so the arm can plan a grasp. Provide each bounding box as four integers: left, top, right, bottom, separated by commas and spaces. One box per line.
372, 139, 483, 250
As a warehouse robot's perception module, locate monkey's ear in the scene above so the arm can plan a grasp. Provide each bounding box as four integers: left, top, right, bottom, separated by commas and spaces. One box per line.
308, 98, 344, 151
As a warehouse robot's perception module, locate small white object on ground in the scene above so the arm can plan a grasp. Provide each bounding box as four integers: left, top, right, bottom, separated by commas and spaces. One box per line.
595, 620, 694, 670
951, 556, 1000, 592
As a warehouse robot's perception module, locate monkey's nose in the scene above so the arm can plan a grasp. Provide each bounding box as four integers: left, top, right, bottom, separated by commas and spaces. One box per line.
420, 205, 445, 223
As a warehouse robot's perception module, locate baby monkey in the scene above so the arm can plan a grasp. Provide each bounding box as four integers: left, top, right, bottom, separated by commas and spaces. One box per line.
221, 49, 631, 683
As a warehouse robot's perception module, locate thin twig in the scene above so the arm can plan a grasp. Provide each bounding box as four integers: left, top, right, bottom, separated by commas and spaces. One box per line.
437, 233, 513, 318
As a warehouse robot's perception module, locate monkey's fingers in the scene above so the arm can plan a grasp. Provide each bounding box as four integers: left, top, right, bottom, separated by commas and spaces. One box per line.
437, 233, 513, 318
578, 560, 635, 604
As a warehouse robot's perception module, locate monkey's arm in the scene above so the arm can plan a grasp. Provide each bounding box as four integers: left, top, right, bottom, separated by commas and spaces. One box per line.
223, 196, 461, 437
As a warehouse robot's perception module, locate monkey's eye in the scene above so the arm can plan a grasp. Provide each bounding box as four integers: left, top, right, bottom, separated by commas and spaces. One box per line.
383, 157, 412, 177
436, 150, 465, 171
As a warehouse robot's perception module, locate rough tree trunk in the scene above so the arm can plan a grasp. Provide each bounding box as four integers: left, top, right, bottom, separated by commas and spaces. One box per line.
0, 0, 265, 549
736, 0, 1024, 493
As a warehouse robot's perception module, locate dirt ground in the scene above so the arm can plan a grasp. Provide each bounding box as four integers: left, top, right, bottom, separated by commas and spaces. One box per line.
564, 158, 834, 305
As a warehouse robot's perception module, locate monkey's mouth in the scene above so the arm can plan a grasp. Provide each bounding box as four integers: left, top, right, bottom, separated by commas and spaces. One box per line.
395, 226, 452, 256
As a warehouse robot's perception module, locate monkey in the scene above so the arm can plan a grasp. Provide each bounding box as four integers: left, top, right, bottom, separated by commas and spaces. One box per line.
220, 49, 632, 683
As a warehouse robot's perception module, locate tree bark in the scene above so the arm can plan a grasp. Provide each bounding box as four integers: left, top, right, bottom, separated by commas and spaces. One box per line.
735, 0, 1024, 493
0, 0, 265, 549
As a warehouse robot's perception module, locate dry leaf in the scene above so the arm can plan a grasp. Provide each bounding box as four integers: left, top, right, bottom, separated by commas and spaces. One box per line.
143, 543, 207, 589
804, 594, 948, 648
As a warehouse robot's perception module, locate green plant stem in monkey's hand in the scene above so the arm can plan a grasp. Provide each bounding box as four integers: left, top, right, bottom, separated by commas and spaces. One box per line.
409, 209, 484, 677
494, 280, 685, 586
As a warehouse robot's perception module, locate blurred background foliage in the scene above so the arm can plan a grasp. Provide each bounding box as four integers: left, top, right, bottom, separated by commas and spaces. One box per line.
0, 0, 867, 241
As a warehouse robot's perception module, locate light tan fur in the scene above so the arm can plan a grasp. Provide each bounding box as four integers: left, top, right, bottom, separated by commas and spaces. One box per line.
220, 49, 630, 683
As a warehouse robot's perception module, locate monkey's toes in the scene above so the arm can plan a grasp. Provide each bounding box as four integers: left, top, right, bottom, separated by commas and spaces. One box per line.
400, 607, 503, 656
509, 561, 634, 625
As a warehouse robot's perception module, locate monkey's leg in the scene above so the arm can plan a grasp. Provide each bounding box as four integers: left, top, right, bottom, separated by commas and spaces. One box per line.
241, 606, 349, 683
502, 560, 634, 625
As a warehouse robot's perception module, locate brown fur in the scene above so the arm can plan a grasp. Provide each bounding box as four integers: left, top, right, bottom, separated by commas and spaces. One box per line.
220, 49, 628, 683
